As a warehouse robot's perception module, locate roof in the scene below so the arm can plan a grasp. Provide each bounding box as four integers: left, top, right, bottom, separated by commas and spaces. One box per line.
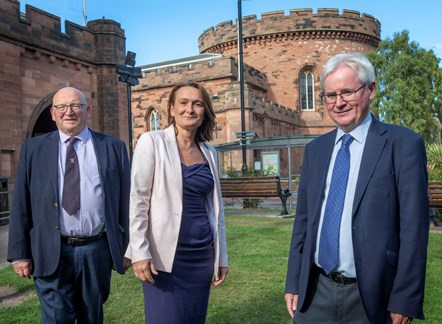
138, 53, 223, 71
214, 134, 318, 152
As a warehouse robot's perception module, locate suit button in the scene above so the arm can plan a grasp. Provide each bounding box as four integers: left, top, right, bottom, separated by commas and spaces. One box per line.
54, 202, 58, 208
55, 226, 59, 230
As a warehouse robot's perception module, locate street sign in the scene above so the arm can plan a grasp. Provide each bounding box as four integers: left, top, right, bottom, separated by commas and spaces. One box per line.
236, 131, 255, 138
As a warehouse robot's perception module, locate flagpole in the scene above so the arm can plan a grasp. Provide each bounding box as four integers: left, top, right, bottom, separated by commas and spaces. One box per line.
82, 0, 87, 26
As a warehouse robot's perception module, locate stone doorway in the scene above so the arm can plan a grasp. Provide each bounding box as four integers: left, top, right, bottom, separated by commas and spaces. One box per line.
31, 105, 57, 137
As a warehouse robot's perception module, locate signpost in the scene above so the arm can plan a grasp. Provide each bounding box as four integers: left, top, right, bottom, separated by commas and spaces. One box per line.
116, 51, 142, 160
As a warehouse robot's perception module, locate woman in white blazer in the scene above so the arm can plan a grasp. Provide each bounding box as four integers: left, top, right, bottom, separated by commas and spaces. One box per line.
128, 81, 228, 324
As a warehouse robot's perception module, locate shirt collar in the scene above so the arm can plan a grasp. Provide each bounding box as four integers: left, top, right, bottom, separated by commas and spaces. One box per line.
59, 127, 91, 144
335, 113, 372, 145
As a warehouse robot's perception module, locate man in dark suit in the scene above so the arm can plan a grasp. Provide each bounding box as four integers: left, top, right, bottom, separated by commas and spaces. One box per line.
8, 87, 130, 323
285, 53, 429, 323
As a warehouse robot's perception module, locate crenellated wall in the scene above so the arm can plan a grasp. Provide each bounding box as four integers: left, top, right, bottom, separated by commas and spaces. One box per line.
0, 1, 383, 179
199, 9, 380, 53
132, 55, 300, 145
0, 0, 127, 63
133, 8, 380, 172
0, 0, 128, 189
197, 8, 380, 131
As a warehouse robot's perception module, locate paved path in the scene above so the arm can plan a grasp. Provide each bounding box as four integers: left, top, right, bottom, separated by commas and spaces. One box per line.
430, 224, 442, 234
0, 224, 8, 268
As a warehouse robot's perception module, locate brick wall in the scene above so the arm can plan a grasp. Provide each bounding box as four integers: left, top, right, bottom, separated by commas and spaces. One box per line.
198, 8, 380, 131
0, 0, 128, 197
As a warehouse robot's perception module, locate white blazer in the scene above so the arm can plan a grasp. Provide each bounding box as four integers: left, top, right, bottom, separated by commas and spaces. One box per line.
128, 125, 228, 275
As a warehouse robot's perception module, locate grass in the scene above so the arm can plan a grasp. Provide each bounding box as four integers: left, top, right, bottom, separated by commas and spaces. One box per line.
0, 214, 441, 323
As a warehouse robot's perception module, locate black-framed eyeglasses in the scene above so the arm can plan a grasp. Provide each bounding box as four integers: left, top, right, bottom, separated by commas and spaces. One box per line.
52, 103, 86, 113
321, 83, 367, 104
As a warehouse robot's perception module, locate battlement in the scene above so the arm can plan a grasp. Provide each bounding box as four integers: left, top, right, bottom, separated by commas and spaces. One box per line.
136, 56, 268, 91
0, 0, 125, 64
199, 8, 380, 53
250, 95, 298, 120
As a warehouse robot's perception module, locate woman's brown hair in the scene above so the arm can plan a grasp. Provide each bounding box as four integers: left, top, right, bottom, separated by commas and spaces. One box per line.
167, 81, 216, 142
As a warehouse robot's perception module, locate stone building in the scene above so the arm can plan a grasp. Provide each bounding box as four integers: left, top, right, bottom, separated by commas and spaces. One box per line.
132, 9, 380, 173
0, 2, 381, 214
0, 0, 129, 214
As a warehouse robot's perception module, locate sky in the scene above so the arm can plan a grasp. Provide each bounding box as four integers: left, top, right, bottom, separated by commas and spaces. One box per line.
17, 0, 442, 66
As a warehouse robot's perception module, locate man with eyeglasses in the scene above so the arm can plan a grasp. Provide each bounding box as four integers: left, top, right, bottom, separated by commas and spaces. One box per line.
285, 53, 428, 323
8, 87, 131, 323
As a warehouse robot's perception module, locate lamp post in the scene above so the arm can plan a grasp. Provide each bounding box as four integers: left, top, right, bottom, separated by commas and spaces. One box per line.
116, 51, 142, 161
238, 0, 247, 174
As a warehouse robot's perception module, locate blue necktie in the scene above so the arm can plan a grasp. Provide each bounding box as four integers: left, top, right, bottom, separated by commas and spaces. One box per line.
62, 137, 80, 215
319, 134, 354, 274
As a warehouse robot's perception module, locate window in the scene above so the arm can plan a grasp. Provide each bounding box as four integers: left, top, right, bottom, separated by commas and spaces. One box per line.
300, 71, 315, 111
148, 109, 161, 131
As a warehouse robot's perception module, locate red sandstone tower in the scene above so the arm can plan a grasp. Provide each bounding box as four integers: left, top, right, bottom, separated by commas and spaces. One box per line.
132, 9, 380, 172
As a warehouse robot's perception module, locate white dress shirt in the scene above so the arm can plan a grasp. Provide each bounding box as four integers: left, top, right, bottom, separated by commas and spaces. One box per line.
58, 128, 104, 237
315, 113, 372, 277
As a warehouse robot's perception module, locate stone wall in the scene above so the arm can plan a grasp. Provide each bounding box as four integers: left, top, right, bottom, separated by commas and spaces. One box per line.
198, 9, 380, 129
0, 0, 128, 194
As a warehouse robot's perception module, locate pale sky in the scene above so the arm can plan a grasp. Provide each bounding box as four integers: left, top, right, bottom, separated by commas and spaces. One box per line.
18, 0, 442, 66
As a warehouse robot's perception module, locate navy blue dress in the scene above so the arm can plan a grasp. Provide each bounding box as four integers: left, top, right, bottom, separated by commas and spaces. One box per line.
142, 161, 215, 324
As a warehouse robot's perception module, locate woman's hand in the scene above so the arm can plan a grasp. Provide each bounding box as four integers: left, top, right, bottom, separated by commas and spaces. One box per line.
212, 266, 228, 286
133, 259, 158, 283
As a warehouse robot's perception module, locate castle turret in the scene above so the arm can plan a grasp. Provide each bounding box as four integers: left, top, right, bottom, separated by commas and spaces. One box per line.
198, 9, 380, 110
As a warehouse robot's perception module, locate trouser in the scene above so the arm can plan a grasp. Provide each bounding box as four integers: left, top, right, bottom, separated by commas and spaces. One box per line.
34, 235, 112, 324
294, 267, 370, 324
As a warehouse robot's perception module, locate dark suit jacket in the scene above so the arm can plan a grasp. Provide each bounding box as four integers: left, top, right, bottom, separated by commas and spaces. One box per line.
285, 116, 429, 322
7, 129, 130, 276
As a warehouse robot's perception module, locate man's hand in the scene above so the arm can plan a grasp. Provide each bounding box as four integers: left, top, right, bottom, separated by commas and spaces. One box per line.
390, 312, 412, 324
284, 293, 298, 318
12, 261, 33, 279
212, 267, 228, 286
123, 257, 131, 271
132, 259, 158, 283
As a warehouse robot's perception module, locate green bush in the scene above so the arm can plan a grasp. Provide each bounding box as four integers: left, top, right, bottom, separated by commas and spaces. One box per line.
427, 143, 442, 181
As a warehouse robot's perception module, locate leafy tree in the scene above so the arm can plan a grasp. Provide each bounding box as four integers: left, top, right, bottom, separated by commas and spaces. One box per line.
367, 31, 442, 142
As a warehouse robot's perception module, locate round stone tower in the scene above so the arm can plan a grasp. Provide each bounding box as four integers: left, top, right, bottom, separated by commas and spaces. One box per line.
198, 9, 381, 131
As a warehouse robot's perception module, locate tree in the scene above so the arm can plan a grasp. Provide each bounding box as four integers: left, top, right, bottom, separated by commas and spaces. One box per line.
367, 31, 442, 142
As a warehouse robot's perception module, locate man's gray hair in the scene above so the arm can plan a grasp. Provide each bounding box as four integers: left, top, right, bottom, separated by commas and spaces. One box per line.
320, 53, 376, 91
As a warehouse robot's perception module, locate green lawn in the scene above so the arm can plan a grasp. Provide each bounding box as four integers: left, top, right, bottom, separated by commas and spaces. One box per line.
0, 215, 441, 323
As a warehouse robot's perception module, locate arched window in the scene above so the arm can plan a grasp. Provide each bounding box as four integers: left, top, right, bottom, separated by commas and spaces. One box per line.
148, 109, 161, 131
300, 71, 315, 111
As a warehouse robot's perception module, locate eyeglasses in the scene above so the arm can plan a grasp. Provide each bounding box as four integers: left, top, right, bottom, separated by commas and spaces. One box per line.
321, 84, 367, 104
52, 103, 86, 113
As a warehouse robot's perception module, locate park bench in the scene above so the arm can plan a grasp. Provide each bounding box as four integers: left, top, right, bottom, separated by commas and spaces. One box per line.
428, 181, 442, 209
220, 176, 292, 215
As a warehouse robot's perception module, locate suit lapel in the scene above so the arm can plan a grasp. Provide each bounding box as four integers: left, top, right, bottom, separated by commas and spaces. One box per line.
164, 125, 183, 199
90, 130, 107, 185
47, 131, 60, 199
352, 118, 388, 215
313, 131, 336, 222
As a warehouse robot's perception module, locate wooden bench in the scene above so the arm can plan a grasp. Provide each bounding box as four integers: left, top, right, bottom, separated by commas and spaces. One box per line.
220, 176, 291, 215
429, 181, 442, 209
